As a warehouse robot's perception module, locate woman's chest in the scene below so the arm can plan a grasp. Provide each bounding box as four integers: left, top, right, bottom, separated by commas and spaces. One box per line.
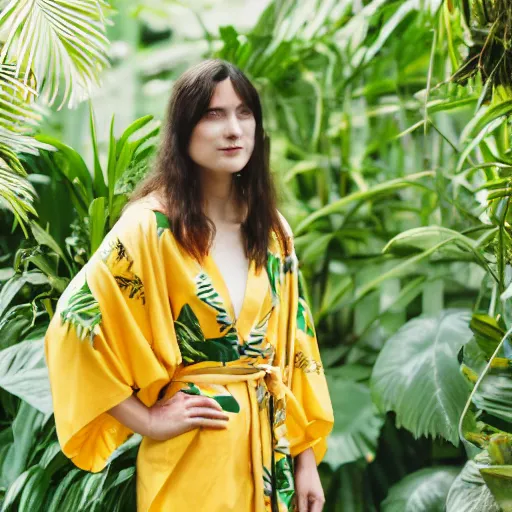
210, 228, 249, 320
161, 234, 277, 365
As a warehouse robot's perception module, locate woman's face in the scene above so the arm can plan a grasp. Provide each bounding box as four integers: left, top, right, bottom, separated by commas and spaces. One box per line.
188, 78, 256, 176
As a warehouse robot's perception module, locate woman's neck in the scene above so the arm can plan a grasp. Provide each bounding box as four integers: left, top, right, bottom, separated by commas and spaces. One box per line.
199, 168, 242, 225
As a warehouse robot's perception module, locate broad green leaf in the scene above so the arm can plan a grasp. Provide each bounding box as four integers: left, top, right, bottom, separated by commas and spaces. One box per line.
1, 466, 37, 512
356, 234, 495, 301
463, 100, 512, 141
18, 465, 50, 512
115, 115, 154, 159
319, 274, 353, 318
34, 135, 92, 196
383, 226, 478, 252
107, 116, 118, 210
0, 339, 52, 414
88, 101, 108, 198
457, 116, 506, 172
105, 467, 135, 493
323, 377, 384, 469
382, 467, 459, 512
446, 460, 500, 512
473, 374, 512, 423
364, 0, 432, 64
371, 309, 473, 445
46, 468, 82, 512
295, 171, 434, 234
479, 465, 512, 511
0, 304, 33, 350
326, 364, 372, 382
0, 274, 27, 318
89, 197, 107, 256
30, 222, 73, 274
110, 193, 129, 227
470, 313, 505, 358
2, 402, 44, 487
383, 227, 492, 273
105, 434, 142, 465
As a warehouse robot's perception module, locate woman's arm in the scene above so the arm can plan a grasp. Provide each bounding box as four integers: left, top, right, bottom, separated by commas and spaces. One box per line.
108, 394, 152, 437
107, 391, 230, 441
294, 447, 325, 512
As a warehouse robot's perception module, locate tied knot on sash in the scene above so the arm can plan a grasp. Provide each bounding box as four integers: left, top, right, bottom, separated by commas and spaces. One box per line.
256, 364, 286, 401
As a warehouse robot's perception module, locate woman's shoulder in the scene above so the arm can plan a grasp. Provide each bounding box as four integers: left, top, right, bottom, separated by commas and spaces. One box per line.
276, 210, 294, 239
104, 193, 168, 247
122, 191, 167, 217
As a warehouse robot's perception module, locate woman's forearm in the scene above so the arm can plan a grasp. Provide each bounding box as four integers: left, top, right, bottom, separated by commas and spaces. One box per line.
107, 394, 152, 437
295, 447, 316, 468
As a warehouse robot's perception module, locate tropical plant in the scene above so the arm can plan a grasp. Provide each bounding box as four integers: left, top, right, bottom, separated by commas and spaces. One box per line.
0, 106, 158, 509
0, 0, 116, 234
3, 0, 512, 510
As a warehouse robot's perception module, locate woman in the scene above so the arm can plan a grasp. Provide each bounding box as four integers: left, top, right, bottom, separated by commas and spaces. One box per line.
45, 59, 333, 512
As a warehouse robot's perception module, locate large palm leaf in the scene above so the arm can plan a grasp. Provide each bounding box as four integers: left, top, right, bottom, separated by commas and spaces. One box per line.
0, 0, 115, 110
0, 63, 55, 235
0, 0, 115, 234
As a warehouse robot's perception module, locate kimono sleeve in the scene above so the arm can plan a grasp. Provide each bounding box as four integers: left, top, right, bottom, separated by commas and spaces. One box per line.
286, 270, 333, 464
278, 216, 334, 465
44, 206, 177, 473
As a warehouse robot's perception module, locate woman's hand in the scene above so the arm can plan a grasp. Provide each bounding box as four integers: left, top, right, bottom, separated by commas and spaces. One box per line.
294, 448, 325, 512
148, 390, 229, 441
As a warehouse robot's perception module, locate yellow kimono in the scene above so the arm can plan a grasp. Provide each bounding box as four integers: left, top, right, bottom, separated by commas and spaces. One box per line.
44, 201, 334, 512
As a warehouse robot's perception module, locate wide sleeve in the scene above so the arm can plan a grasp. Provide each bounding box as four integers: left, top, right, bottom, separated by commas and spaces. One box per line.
44, 205, 180, 473
277, 217, 334, 465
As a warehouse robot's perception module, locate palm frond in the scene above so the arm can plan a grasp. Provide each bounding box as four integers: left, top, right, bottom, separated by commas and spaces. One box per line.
0, 63, 57, 235
0, 0, 116, 110
0, 165, 36, 237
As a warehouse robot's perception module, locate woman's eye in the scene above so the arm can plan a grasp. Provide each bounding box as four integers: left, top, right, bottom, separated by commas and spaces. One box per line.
205, 110, 221, 118
239, 109, 252, 117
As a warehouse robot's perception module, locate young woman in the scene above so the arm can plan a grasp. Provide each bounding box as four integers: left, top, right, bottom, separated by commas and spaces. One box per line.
45, 59, 333, 512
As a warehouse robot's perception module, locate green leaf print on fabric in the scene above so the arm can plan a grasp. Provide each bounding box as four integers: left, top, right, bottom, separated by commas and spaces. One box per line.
266, 252, 282, 305
99, 236, 146, 305
283, 253, 296, 274
153, 211, 170, 238
174, 304, 239, 364
263, 466, 273, 498
180, 382, 240, 413
239, 309, 274, 359
195, 271, 233, 328
297, 298, 315, 337
275, 455, 295, 508
60, 277, 101, 346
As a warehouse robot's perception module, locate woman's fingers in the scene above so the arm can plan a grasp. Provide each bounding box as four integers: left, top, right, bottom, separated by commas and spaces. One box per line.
187, 407, 229, 420
309, 495, 325, 512
183, 395, 223, 411
189, 417, 229, 429
297, 494, 308, 512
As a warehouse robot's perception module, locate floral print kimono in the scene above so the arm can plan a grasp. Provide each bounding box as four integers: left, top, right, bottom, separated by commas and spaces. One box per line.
44, 200, 334, 512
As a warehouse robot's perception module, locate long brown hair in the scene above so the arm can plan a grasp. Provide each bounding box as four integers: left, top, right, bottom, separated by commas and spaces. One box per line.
127, 59, 289, 268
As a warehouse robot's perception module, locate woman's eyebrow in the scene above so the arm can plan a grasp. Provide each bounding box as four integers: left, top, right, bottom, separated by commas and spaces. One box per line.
206, 103, 248, 112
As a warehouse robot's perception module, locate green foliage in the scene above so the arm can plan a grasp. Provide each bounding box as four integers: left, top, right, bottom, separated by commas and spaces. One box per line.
3, 0, 512, 509
371, 309, 473, 445
324, 376, 384, 470
382, 466, 459, 512
446, 459, 500, 512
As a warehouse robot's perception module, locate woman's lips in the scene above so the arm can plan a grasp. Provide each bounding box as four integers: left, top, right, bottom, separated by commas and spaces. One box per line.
219, 147, 242, 154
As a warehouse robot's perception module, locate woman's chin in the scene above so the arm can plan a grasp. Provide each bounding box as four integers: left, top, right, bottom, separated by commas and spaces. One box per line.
201, 162, 248, 176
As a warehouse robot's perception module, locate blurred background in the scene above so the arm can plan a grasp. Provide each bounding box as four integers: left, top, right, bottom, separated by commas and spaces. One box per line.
1, 0, 512, 510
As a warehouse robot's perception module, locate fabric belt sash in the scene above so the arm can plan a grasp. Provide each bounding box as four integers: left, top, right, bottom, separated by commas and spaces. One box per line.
166, 363, 301, 512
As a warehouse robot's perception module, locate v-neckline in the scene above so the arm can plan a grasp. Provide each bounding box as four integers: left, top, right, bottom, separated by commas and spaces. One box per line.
203, 252, 251, 324
202, 253, 269, 342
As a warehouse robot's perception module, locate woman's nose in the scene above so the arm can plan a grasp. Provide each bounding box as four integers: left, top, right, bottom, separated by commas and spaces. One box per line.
225, 115, 243, 138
